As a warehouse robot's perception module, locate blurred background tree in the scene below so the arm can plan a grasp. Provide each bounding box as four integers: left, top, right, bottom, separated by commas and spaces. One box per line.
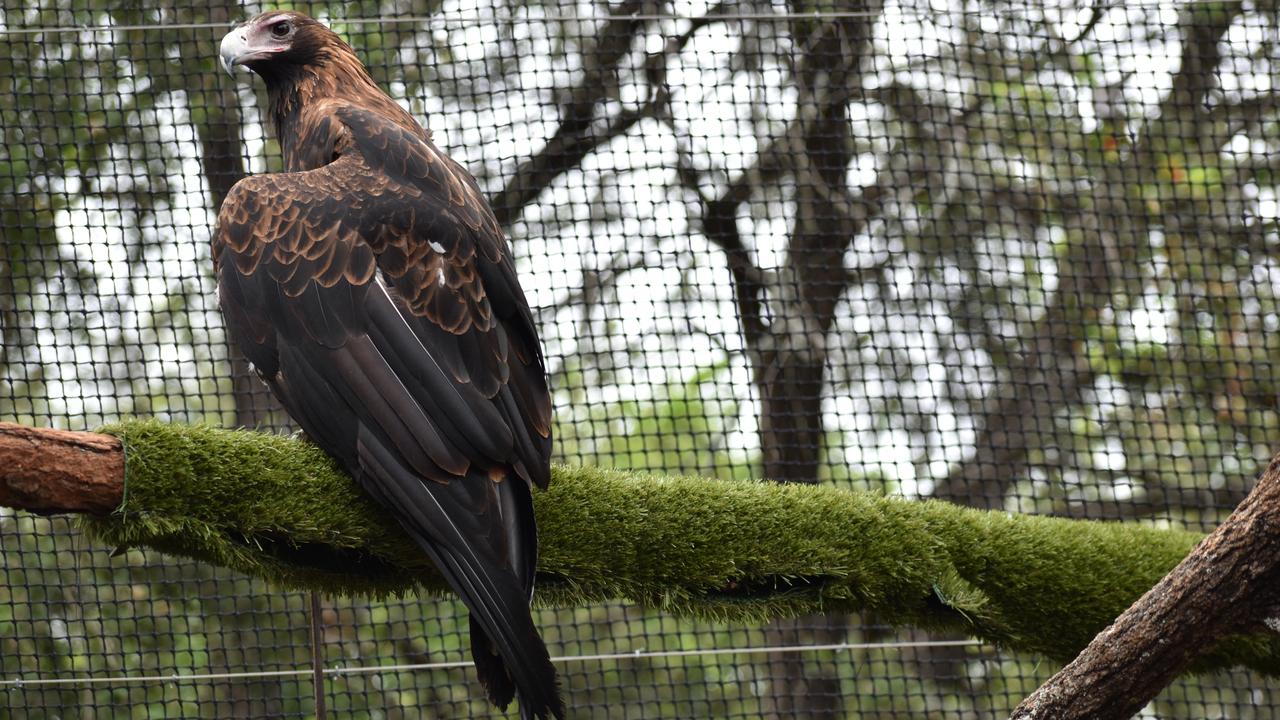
4, 0, 1280, 716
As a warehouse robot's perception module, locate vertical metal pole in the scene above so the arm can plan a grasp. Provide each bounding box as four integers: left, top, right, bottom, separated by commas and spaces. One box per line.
309, 591, 327, 720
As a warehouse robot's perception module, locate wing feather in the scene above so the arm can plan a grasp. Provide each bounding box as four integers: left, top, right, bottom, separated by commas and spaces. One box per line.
213, 110, 557, 715
213, 148, 547, 481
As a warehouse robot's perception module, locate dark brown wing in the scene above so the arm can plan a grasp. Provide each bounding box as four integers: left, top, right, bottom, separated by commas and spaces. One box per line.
214, 150, 551, 487
213, 122, 559, 717
331, 105, 552, 490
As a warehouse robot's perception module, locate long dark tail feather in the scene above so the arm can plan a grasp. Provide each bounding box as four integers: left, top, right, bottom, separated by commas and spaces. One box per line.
422, 536, 563, 718
472, 615, 565, 720
470, 615, 515, 708
479, 478, 560, 719
469, 474, 531, 709
356, 431, 563, 718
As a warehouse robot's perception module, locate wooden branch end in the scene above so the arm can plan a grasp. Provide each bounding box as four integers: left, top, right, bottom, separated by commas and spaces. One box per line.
1011, 449, 1280, 718
0, 422, 124, 515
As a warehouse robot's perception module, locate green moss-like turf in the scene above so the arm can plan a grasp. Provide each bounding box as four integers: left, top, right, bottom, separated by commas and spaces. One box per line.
77, 420, 1280, 675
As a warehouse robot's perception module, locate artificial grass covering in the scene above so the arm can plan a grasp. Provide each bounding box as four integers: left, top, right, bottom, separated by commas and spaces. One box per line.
82, 420, 1280, 675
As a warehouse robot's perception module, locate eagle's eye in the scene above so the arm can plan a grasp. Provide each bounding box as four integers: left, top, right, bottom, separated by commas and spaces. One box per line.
269, 20, 292, 39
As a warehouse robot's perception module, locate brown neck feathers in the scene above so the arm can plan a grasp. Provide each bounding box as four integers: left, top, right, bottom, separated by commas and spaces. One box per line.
262, 41, 424, 167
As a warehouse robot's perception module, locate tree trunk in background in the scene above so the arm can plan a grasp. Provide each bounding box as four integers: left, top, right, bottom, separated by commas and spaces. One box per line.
917, 6, 1248, 712
0, 148, 65, 423
760, 7, 874, 717
193, 8, 286, 431
0, 236, 20, 414
756, 10, 862, 484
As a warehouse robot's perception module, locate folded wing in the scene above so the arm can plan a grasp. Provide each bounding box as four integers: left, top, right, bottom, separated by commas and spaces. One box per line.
213, 121, 559, 717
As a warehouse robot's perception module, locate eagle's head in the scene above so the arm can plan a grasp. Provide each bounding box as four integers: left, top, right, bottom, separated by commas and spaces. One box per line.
219, 11, 345, 78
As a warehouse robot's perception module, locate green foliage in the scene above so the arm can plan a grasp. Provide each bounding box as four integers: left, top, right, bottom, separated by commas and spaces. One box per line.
74, 420, 1280, 678
554, 358, 756, 481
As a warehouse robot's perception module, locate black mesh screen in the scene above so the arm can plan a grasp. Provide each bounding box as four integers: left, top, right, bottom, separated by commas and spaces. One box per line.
4, 0, 1280, 717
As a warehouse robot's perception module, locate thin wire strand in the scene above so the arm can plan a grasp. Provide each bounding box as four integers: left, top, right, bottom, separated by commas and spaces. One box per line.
0, 639, 985, 687
0, 1, 1239, 36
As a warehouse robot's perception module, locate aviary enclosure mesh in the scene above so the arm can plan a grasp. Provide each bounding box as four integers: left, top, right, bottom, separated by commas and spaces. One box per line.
3, 0, 1280, 717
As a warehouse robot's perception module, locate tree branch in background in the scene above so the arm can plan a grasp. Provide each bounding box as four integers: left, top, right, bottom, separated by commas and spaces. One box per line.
489, 1, 736, 231
676, 135, 781, 347
932, 0, 1246, 510
1201, 91, 1280, 152
489, 0, 658, 229
1011, 454, 1280, 719
536, 248, 653, 323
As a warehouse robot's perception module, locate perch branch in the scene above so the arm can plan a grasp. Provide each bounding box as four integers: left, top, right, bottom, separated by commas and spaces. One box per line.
0, 423, 123, 515
3, 420, 1280, 685
1010, 454, 1280, 719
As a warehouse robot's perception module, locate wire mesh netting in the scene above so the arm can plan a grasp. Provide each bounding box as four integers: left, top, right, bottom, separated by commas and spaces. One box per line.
3, 0, 1280, 716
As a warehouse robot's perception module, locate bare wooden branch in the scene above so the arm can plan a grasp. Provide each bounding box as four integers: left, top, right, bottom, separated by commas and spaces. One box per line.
488, 0, 657, 229
1011, 453, 1280, 719
0, 421, 123, 515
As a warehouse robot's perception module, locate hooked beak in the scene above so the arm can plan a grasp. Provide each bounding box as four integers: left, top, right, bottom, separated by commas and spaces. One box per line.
219, 23, 285, 77
219, 25, 250, 76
